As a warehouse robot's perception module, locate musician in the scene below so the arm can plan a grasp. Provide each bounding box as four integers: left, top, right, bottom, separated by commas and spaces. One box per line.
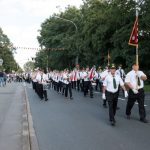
36, 69, 49, 101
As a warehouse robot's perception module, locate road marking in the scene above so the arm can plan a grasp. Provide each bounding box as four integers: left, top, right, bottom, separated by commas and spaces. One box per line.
135, 102, 147, 107
118, 98, 125, 101
23, 82, 26, 87
94, 92, 100, 94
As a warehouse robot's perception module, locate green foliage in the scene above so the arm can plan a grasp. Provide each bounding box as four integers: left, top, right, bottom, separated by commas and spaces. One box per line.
23, 61, 35, 72
0, 28, 19, 72
36, 0, 150, 71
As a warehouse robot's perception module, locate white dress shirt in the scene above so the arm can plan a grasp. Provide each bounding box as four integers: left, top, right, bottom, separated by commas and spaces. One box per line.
103, 74, 124, 93
125, 70, 146, 89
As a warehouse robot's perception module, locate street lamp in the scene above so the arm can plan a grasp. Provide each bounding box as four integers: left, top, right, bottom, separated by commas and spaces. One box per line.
54, 16, 79, 65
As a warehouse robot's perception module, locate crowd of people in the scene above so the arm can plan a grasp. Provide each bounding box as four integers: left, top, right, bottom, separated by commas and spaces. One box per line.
0, 63, 148, 126
29, 63, 148, 126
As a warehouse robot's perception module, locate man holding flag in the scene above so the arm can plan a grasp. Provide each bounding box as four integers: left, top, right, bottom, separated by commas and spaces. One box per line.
125, 1, 148, 123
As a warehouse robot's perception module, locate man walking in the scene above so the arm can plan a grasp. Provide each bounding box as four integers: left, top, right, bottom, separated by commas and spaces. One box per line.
125, 64, 148, 123
102, 64, 128, 126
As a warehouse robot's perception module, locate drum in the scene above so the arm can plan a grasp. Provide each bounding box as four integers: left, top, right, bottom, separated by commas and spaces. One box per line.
91, 82, 96, 86
43, 83, 50, 90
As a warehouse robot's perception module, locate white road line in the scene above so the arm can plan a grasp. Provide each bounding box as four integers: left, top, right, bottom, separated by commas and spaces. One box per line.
118, 98, 125, 101
23, 82, 26, 87
135, 102, 147, 107
94, 92, 100, 94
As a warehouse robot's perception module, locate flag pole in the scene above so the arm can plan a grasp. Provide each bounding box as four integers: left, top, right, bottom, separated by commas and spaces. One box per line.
136, 0, 139, 65
107, 50, 110, 66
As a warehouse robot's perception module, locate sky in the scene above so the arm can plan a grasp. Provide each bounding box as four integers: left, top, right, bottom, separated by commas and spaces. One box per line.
0, 0, 83, 68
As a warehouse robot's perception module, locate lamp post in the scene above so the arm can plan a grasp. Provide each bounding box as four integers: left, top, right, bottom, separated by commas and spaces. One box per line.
54, 16, 79, 65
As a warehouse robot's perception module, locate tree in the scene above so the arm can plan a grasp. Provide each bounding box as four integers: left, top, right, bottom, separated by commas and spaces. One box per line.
36, 0, 150, 71
24, 61, 35, 72
0, 27, 18, 72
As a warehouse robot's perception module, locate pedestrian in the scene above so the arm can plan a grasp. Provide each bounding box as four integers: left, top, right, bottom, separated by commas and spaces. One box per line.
102, 64, 128, 126
125, 64, 148, 123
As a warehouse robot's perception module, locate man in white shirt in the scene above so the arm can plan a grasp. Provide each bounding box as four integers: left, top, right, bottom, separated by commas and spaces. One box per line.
102, 64, 128, 126
125, 64, 148, 123
36, 69, 49, 101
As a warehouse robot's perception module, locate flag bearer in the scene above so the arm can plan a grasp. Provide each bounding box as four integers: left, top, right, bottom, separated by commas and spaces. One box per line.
125, 64, 148, 123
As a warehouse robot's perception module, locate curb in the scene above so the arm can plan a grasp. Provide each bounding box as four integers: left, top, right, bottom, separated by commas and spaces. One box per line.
22, 83, 40, 150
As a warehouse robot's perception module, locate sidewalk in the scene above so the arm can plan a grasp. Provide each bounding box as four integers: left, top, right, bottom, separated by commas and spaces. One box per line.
0, 83, 25, 150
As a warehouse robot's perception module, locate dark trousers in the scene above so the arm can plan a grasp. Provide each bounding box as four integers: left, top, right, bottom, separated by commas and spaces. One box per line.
65, 83, 72, 98
32, 81, 36, 90
37, 83, 47, 100
77, 80, 80, 91
73, 81, 77, 89
84, 81, 93, 97
126, 88, 146, 120
95, 79, 99, 91
106, 91, 118, 121
80, 79, 84, 92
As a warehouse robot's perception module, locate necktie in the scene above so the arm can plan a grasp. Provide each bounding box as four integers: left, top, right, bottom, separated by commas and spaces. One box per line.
136, 75, 141, 86
120, 69, 122, 78
113, 76, 117, 89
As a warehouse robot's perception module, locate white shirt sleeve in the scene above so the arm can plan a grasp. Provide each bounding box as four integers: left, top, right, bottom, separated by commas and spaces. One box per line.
103, 77, 107, 87
125, 73, 130, 83
138, 71, 146, 78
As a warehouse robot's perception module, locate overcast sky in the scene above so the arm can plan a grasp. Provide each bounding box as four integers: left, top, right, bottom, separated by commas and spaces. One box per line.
0, 0, 83, 68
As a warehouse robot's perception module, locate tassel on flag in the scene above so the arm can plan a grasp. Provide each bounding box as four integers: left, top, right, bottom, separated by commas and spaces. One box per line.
128, 17, 138, 47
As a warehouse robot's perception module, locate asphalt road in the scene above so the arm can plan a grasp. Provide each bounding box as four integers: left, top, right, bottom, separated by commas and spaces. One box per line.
26, 83, 150, 150
0, 83, 24, 150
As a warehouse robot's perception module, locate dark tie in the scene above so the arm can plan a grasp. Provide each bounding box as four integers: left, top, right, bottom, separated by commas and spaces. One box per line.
120, 69, 122, 78
113, 77, 117, 89
137, 76, 141, 86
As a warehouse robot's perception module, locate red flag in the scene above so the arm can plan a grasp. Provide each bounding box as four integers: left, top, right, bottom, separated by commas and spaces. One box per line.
129, 17, 138, 47
89, 66, 95, 80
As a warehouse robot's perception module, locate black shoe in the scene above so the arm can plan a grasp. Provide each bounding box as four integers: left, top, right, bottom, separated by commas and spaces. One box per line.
45, 98, 48, 101
90, 96, 93, 98
70, 97, 73, 100
103, 104, 107, 108
110, 121, 115, 126
40, 97, 44, 100
140, 118, 148, 123
116, 107, 120, 110
126, 115, 130, 120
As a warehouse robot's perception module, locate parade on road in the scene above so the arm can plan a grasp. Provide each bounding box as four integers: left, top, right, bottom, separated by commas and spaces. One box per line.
0, 0, 150, 150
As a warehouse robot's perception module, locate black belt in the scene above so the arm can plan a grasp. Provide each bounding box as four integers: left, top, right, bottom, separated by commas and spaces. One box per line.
106, 90, 118, 94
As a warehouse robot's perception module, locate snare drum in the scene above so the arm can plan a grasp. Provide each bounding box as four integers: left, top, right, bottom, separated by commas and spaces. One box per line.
91, 82, 96, 86
43, 83, 50, 90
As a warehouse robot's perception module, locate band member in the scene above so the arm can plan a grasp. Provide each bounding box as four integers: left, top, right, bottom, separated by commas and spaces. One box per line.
102, 64, 128, 126
125, 64, 148, 123
83, 66, 94, 98
63, 69, 73, 99
36, 69, 49, 101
